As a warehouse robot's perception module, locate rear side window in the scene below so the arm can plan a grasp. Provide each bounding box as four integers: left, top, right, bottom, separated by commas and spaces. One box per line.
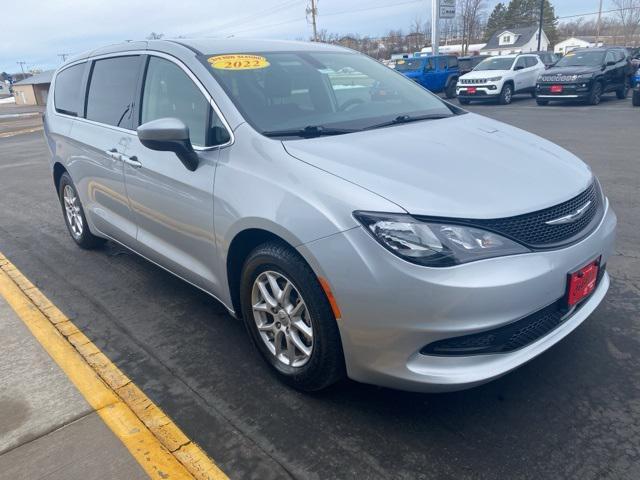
86, 56, 140, 128
54, 64, 85, 116
141, 56, 229, 147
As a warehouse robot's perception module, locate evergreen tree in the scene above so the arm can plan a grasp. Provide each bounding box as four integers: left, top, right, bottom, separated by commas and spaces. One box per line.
485, 3, 508, 41
484, 0, 558, 45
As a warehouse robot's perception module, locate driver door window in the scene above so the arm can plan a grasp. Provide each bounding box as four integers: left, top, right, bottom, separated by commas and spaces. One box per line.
605, 51, 616, 65
141, 56, 228, 147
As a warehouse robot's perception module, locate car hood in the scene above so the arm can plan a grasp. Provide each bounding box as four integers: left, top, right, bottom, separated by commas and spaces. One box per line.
282, 113, 593, 219
461, 70, 511, 80
542, 66, 601, 76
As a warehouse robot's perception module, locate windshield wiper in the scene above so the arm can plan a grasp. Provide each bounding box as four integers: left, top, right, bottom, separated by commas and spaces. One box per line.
363, 113, 452, 131
263, 125, 357, 138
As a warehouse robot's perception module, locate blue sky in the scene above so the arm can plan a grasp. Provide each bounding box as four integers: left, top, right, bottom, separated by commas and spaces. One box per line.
0, 0, 608, 74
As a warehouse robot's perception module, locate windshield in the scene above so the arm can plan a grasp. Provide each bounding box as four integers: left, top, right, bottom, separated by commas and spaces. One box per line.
202, 51, 455, 137
474, 57, 515, 71
556, 51, 605, 67
394, 58, 423, 72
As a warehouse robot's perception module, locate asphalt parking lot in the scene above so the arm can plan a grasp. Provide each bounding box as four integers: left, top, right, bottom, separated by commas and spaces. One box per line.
0, 95, 639, 479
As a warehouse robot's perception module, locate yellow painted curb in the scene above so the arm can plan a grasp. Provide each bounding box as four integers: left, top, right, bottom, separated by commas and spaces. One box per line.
0, 252, 228, 480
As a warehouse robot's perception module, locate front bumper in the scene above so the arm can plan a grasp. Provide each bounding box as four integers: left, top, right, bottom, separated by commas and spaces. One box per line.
536, 81, 593, 101
298, 202, 616, 392
456, 84, 501, 100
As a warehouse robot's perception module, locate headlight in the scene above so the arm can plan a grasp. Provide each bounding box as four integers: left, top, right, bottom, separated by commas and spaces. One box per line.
487, 76, 502, 82
354, 212, 530, 267
576, 73, 594, 80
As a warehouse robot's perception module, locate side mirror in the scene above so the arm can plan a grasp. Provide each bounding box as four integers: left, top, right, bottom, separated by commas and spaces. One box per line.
514, 65, 525, 71
137, 118, 199, 171
607, 60, 616, 66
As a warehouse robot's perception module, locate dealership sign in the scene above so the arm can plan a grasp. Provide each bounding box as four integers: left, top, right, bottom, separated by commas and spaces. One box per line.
439, 0, 456, 19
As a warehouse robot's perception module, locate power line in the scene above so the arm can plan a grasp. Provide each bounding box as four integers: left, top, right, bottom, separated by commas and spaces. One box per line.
228, 0, 424, 36
190, 0, 301, 36
558, 5, 640, 21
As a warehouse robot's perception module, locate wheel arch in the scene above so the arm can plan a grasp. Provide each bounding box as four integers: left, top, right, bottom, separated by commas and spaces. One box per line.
53, 161, 68, 193
226, 227, 317, 319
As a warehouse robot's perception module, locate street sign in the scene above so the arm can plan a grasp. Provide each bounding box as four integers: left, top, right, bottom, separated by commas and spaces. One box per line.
439, 0, 456, 19
440, 6, 456, 19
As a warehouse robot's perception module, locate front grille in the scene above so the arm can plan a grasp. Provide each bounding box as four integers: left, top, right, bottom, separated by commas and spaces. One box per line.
421, 263, 606, 356
460, 78, 486, 85
475, 182, 601, 248
418, 182, 603, 249
540, 75, 579, 83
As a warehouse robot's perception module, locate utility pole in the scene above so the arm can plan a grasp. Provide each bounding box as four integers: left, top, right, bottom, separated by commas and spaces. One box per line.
595, 0, 603, 46
58, 53, 69, 62
537, 0, 544, 51
307, 0, 318, 42
16, 61, 26, 75
431, 0, 440, 55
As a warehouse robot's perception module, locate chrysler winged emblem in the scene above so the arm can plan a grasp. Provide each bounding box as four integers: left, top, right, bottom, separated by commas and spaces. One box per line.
545, 201, 592, 225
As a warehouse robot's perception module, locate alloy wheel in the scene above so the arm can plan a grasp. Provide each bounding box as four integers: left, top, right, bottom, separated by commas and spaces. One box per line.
251, 271, 313, 367
63, 185, 83, 238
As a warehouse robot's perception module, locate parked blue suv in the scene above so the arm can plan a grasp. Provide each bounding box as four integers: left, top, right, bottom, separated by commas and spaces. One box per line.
395, 54, 460, 98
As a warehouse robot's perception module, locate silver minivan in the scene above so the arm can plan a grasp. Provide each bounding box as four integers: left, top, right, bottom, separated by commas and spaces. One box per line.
45, 39, 616, 392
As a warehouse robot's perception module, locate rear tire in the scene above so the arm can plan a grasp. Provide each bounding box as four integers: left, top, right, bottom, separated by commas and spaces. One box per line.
588, 82, 603, 105
633, 90, 640, 107
445, 80, 457, 99
240, 242, 345, 392
58, 172, 105, 249
498, 83, 513, 105
616, 82, 629, 99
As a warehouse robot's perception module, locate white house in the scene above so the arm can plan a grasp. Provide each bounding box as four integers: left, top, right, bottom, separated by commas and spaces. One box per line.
554, 37, 604, 55
481, 26, 549, 56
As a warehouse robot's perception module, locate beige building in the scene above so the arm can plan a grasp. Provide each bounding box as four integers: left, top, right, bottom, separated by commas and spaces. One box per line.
13, 70, 54, 106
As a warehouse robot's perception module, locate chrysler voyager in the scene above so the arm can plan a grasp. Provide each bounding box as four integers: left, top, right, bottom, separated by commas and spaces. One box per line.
44, 39, 616, 392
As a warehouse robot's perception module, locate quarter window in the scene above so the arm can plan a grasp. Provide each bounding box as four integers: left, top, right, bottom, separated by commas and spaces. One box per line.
54, 63, 85, 116
86, 56, 141, 128
141, 57, 228, 147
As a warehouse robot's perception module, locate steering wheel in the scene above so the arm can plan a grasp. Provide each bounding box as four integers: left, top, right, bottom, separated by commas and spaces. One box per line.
339, 98, 365, 112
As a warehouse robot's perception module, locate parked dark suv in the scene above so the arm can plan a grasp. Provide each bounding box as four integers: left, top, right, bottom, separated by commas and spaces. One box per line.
536, 47, 632, 105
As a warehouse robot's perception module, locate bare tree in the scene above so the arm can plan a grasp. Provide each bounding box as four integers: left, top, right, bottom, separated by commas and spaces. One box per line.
146, 32, 164, 40
458, 0, 486, 55
612, 0, 640, 45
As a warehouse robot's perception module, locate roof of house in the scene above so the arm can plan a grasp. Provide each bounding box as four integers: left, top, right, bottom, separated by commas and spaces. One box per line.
482, 26, 542, 50
13, 70, 54, 86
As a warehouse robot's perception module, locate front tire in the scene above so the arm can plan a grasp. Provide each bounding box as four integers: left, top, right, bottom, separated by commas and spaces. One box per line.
58, 172, 105, 249
240, 242, 345, 391
633, 89, 640, 107
498, 83, 513, 105
588, 82, 603, 105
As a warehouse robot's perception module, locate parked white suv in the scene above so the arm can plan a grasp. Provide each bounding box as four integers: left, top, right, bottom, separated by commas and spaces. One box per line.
457, 54, 545, 105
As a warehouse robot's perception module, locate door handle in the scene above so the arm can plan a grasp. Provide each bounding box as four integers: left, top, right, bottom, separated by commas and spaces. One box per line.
105, 148, 122, 161
121, 154, 142, 169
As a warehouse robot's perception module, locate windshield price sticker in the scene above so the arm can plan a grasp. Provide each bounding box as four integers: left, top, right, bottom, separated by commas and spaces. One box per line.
208, 54, 270, 70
